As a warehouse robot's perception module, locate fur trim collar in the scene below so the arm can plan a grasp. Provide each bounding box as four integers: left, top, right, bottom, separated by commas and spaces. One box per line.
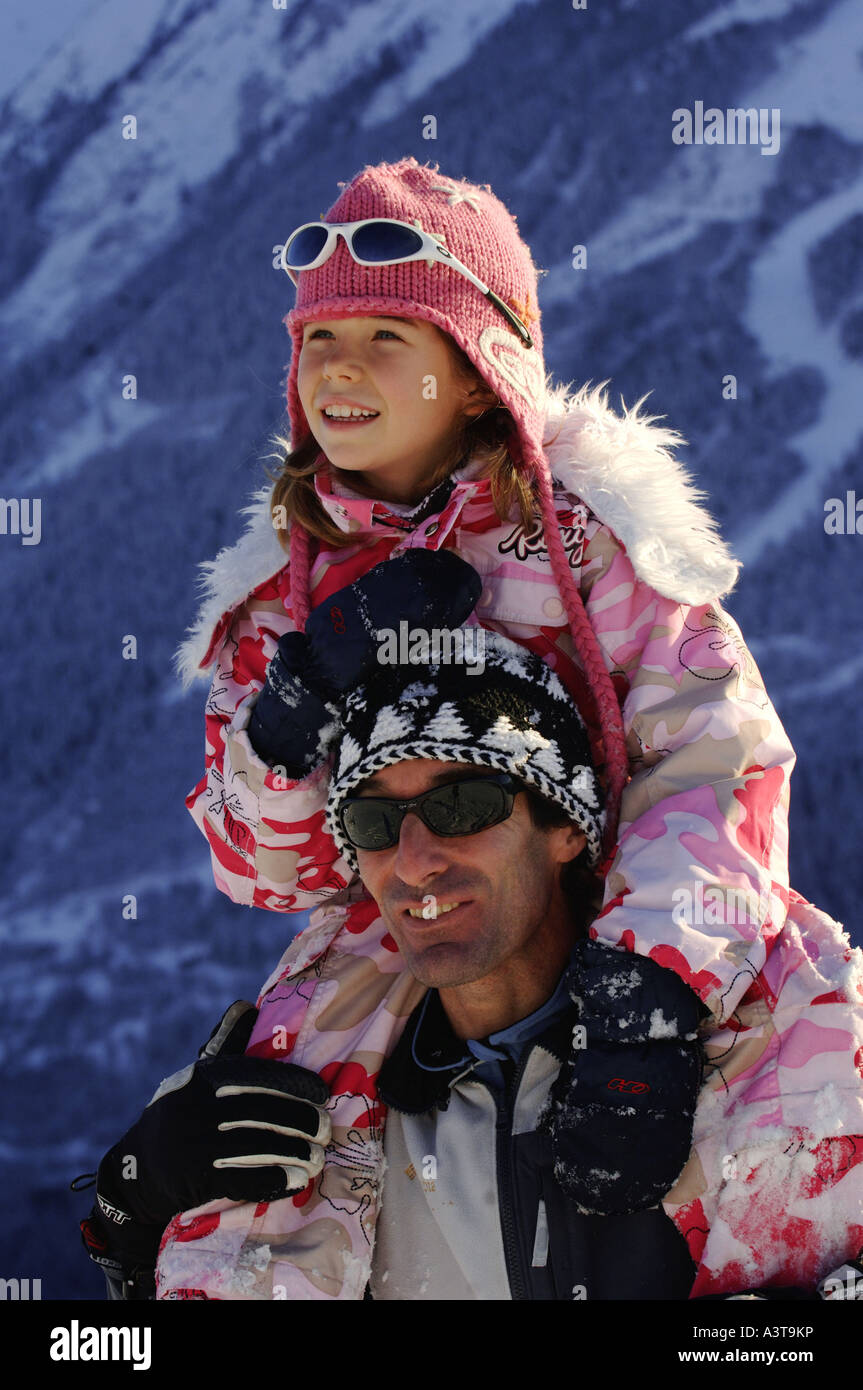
174, 381, 740, 686
544, 380, 739, 606
174, 486, 285, 687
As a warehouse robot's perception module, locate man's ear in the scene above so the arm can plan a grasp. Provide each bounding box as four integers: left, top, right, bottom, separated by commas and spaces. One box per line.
552, 825, 587, 866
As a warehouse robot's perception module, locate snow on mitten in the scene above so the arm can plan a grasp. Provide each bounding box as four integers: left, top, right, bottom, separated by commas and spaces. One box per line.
246, 631, 341, 776
541, 940, 707, 1216
248, 549, 482, 774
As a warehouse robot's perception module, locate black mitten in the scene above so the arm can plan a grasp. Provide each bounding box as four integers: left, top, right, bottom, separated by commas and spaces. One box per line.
246, 631, 341, 777
542, 940, 708, 1216
248, 549, 482, 773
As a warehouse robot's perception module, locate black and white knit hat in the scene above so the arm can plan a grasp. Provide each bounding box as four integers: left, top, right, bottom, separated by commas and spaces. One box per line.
326, 632, 606, 869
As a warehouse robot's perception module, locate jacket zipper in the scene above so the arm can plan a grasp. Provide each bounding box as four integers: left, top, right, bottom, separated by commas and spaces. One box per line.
492, 1052, 533, 1302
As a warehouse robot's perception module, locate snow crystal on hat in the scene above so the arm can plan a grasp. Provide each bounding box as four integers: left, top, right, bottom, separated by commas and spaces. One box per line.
400, 681, 438, 703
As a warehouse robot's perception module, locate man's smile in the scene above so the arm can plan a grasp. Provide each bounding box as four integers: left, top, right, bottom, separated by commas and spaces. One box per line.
406, 900, 464, 920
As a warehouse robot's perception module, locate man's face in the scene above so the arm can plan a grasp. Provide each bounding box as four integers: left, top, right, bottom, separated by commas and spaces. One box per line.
353, 759, 586, 991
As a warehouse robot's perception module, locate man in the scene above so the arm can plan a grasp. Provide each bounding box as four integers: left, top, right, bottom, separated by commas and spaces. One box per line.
81, 635, 863, 1301
336, 770, 701, 1300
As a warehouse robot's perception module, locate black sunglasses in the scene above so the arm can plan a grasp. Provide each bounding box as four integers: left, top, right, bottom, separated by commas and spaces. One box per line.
338, 773, 522, 852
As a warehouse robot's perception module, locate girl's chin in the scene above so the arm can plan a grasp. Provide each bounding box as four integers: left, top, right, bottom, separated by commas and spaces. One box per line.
310, 444, 446, 507
326, 460, 434, 505
327, 456, 380, 471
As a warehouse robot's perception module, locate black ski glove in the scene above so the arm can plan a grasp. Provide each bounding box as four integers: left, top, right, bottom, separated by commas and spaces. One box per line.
542, 940, 709, 1217
79, 1001, 331, 1298
248, 548, 482, 774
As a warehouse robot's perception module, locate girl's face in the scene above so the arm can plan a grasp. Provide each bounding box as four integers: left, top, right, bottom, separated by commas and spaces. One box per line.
297, 315, 489, 504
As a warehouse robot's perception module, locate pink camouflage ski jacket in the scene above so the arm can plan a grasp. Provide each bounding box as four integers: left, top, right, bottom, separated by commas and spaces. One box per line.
161, 382, 863, 1299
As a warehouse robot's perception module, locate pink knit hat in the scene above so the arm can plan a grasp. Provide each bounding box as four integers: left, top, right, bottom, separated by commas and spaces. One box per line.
283, 155, 548, 473
281, 157, 627, 855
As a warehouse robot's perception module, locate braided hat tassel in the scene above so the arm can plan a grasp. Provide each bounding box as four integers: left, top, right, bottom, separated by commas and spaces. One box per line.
289, 518, 312, 633
533, 462, 628, 858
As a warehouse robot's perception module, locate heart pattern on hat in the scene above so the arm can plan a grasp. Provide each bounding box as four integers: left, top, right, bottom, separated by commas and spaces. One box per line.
478, 325, 546, 410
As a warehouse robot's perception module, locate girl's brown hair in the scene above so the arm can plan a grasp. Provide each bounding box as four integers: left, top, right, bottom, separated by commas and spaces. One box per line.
265, 331, 538, 551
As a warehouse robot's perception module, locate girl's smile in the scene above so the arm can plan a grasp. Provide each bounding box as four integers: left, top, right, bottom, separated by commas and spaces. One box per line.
297, 314, 490, 505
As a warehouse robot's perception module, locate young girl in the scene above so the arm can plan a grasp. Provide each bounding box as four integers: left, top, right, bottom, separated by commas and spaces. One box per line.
167, 157, 863, 1298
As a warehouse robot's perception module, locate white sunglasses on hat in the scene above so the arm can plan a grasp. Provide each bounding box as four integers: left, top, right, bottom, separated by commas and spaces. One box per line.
280, 217, 534, 350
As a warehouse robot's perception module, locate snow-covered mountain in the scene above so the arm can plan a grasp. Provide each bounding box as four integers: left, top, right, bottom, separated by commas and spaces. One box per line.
1, 0, 861, 1298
